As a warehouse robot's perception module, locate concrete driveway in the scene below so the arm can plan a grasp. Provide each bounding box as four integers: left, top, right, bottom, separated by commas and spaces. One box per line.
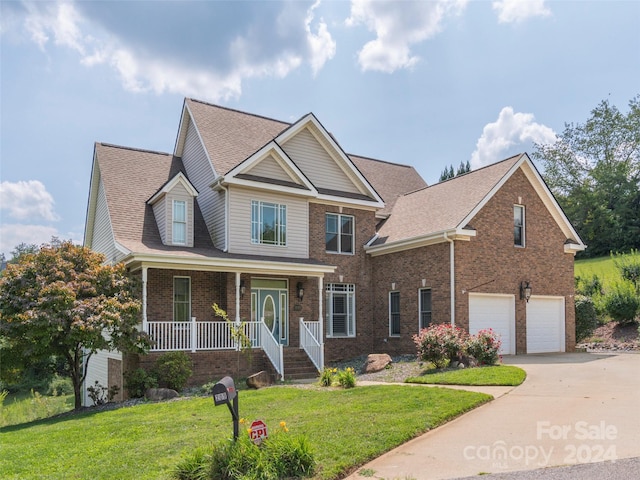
344, 353, 640, 480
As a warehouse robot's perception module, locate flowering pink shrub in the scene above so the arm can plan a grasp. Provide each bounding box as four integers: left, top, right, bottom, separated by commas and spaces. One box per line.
466, 329, 502, 365
413, 324, 468, 369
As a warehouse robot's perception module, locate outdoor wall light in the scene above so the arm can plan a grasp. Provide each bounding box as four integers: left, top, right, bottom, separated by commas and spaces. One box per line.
296, 282, 304, 301
520, 281, 532, 302
240, 280, 246, 299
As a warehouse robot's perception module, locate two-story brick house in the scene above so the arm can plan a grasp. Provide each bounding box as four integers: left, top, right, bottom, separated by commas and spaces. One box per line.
83, 99, 585, 404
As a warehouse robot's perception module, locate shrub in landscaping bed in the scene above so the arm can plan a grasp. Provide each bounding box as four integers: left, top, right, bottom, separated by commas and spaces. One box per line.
605, 281, 640, 325
153, 352, 193, 391
413, 324, 468, 369
465, 329, 501, 366
124, 368, 158, 398
575, 295, 599, 341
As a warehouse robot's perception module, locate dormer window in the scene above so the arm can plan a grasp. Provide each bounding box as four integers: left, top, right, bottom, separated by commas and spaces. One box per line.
147, 172, 198, 247
173, 200, 187, 245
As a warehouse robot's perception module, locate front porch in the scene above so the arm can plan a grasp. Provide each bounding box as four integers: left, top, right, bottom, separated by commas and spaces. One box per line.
144, 317, 324, 381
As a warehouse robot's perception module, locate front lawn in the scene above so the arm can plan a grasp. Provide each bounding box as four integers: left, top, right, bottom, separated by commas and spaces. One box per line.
0, 385, 491, 480
405, 365, 526, 386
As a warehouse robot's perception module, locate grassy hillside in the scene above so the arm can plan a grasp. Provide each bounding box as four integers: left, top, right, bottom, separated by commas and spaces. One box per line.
575, 255, 619, 290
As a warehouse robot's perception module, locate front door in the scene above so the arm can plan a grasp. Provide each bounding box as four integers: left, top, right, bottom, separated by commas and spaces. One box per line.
251, 279, 288, 345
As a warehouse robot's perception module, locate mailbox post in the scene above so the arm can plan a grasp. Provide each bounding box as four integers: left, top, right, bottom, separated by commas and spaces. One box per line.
212, 376, 239, 440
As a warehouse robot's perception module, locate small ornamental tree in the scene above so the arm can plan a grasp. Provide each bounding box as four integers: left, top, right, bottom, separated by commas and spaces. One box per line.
0, 240, 150, 409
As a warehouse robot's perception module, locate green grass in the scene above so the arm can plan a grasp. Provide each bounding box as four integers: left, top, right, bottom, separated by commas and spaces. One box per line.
405, 365, 526, 386
575, 255, 619, 290
0, 386, 491, 480
1, 391, 74, 427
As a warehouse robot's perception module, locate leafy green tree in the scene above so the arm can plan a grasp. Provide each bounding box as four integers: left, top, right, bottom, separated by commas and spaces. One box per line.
0, 240, 149, 409
533, 95, 640, 257
440, 161, 470, 182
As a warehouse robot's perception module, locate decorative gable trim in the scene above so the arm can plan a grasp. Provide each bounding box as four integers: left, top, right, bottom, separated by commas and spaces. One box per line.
276, 113, 384, 208
458, 153, 586, 252
223, 141, 318, 197
147, 172, 199, 205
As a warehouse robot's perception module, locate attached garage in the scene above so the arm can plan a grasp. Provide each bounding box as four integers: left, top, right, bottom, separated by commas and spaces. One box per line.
526, 296, 565, 353
468, 293, 516, 355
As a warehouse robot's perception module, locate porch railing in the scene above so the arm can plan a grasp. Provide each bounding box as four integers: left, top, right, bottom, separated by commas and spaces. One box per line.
146, 319, 262, 352
259, 320, 284, 381
299, 319, 323, 372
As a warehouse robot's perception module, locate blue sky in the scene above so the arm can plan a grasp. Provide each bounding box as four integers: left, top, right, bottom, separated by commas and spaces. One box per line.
1, 0, 638, 257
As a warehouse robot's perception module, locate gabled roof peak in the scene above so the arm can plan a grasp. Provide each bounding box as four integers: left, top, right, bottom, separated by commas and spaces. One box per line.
187, 98, 291, 128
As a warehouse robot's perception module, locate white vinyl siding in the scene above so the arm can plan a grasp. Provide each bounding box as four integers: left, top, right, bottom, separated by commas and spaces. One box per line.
325, 283, 356, 337
181, 117, 222, 248
248, 155, 295, 183
152, 196, 167, 244
92, 179, 124, 263
281, 127, 360, 194
82, 349, 122, 407
228, 187, 308, 258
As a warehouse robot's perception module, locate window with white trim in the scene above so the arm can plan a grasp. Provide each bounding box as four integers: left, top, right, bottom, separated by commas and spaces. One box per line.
325, 283, 355, 337
514, 205, 525, 247
173, 200, 187, 245
251, 200, 287, 246
389, 291, 400, 336
173, 277, 191, 322
326, 213, 354, 254
419, 288, 432, 330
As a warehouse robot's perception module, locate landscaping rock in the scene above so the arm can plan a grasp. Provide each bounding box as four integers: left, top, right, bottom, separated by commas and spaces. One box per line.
361, 353, 393, 374
246, 371, 272, 389
145, 388, 179, 401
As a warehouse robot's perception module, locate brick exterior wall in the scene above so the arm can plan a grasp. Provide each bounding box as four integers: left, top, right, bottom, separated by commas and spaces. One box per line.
370, 169, 576, 356
308, 203, 378, 362
131, 168, 576, 387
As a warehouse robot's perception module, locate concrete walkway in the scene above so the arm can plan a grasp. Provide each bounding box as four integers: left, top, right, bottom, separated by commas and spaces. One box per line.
344, 353, 640, 480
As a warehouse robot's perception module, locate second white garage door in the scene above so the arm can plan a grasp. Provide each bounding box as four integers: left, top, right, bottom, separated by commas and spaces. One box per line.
468, 293, 515, 355
526, 296, 565, 353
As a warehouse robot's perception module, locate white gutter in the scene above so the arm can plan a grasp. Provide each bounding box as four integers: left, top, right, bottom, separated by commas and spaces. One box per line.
444, 232, 455, 326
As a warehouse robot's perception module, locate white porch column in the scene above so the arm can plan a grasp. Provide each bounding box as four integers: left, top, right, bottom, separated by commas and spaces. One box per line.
142, 266, 148, 331
235, 271, 241, 324
318, 276, 324, 370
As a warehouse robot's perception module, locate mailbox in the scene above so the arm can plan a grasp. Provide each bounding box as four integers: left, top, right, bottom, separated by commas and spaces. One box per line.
212, 375, 240, 440
212, 376, 237, 406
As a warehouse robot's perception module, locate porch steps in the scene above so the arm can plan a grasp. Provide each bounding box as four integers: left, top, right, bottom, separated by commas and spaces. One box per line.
282, 347, 320, 381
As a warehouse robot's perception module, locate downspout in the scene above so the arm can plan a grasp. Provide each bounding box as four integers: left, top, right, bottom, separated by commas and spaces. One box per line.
444, 232, 455, 326
211, 177, 229, 252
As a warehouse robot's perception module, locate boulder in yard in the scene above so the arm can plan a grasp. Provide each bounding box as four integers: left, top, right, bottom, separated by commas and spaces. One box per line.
246, 371, 273, 389
145, 388, 179, 401
361, 353, 393, 374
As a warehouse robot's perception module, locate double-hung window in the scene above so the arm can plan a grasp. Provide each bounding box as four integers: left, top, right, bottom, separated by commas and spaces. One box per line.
419, 288, 432, 330
514, 205, 525, 247
389, 291, 400, 336
325, 213, 354, 254
325, 284, 355, 337
251, 200, 287, 246
173, 200, 187, 245
173, 277, 191, 322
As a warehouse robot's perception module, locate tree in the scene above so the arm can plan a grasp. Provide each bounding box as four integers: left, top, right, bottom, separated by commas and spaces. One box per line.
533, 95, 640, 257
0, 240, 149, 409
439, 161, 470, 182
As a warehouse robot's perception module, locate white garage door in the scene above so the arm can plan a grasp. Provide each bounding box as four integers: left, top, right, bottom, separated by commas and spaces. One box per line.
468, 294, 515, 355
526, 296, 565, 353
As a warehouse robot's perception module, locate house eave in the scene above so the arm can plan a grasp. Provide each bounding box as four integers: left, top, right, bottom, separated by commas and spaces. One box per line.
365, 229, 476, 257
123, 252, 337, 276
564, 243, 587, 255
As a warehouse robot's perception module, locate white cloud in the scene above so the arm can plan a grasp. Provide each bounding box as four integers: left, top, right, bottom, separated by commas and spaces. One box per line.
346, 0, 468, 73
14, 0, 336, 102
0, 224, 60, 258
492, 0, 551, 24
0, 180, 60, 222
470, 107, 557, 168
